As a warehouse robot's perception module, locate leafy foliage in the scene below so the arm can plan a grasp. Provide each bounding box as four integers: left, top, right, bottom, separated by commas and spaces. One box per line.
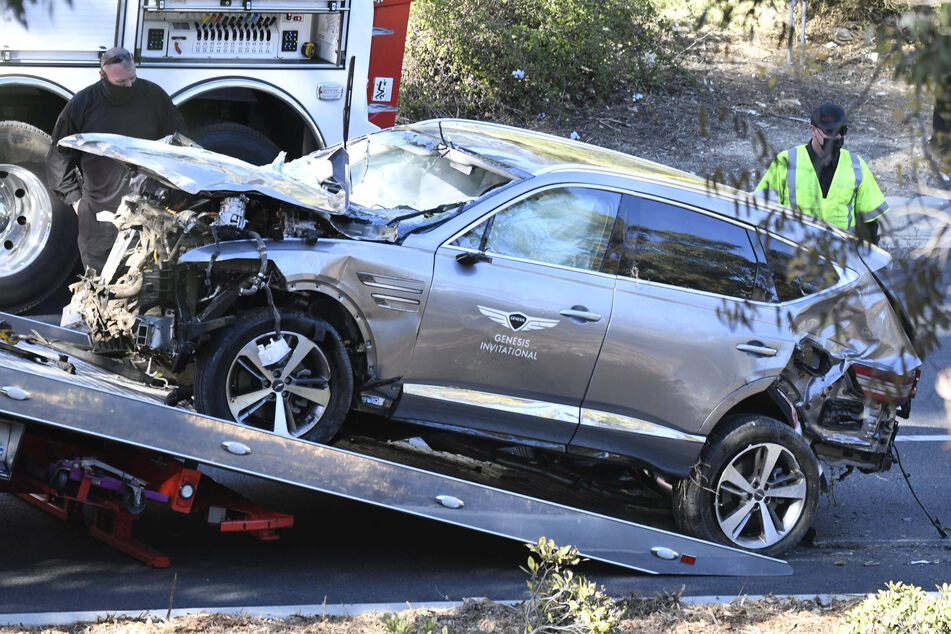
521, 537, 624, 633
838, 581, 951, 633
400, 0, 682, 122
382, 612, 456, 634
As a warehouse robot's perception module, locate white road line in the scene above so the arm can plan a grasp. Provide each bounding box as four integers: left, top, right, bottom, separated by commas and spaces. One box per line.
895, 435, 951, 442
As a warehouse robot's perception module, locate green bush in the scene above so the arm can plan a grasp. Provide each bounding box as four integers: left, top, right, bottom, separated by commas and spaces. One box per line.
838, 581, 951, 634
521, 537, 624, 633
400, 0, 682, 122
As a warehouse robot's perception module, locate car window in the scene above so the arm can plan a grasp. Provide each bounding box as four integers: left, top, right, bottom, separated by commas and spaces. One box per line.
452, 187, 621, 272
762, 238, 840, 302
619, 197, 759, 299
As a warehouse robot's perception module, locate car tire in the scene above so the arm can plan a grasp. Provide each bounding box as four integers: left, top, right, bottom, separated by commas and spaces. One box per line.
0, 121, 79, 313
194, 309, 353, 443
190, 122, 282, 165
673, 415, 819, 557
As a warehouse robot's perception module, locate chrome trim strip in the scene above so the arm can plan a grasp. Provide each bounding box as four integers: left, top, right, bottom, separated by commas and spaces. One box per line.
371, 294, 420, 313
358, 272, 425, 294
370, 293, 419, 305
403, 384, 579, 425
0, 76, 73, 100
580, 408, 705, 443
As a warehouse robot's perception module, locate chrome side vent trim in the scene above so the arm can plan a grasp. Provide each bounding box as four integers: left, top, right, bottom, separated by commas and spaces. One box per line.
371, 293, 420, 312
357, 272, 425, 294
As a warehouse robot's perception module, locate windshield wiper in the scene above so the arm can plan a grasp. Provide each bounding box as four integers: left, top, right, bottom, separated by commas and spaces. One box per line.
386, 201, 466, 226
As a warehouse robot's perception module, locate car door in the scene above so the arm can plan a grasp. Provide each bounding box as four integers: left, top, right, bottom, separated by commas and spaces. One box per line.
394, 185, 622, 445
572, 194, 797, 474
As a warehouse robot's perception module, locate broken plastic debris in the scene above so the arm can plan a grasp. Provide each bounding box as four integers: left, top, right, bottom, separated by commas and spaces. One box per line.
257, 336, 291, 366
406, 437, 431, 450
569, 131, 580, 141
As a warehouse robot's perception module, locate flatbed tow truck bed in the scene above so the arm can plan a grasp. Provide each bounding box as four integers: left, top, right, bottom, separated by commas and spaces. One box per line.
0, 311, 790, 576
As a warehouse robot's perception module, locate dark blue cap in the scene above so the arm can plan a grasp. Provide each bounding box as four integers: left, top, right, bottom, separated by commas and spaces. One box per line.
811, 103, 847, 131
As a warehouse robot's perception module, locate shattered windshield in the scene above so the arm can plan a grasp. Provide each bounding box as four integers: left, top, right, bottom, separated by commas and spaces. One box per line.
284, 129, 515, 229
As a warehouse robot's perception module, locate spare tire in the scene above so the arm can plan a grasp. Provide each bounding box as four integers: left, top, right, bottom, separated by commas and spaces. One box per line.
0, 121, 79, 314
190, 122, 282, 165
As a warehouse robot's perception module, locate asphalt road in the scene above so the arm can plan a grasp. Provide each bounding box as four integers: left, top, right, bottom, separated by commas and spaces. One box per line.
1, 242, 948, 620
0, 334, 948, 618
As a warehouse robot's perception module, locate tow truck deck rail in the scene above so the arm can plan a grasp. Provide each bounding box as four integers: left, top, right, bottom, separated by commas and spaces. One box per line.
0, 312, 791, 576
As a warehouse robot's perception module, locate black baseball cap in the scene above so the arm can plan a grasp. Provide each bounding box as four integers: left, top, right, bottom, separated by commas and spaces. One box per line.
811, 103, 847, 134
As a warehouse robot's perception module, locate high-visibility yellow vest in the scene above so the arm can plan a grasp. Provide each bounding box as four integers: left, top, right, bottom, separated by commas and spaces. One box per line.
755, 145, 889, 230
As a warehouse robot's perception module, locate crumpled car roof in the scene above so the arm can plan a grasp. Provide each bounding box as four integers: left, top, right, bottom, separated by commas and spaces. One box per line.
58, 133, 339, 214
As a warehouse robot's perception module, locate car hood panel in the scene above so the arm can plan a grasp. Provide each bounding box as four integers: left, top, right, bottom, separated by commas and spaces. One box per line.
58, 133, 339, 214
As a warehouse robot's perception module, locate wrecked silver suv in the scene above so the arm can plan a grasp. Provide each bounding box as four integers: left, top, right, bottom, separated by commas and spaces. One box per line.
61, 119, 921, 556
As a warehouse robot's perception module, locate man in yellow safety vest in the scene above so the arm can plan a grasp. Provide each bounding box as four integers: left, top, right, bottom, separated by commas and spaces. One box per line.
755, 103, 888, 244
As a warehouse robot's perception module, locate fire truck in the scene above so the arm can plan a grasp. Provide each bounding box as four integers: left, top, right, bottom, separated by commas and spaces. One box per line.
0, 0, 412, 313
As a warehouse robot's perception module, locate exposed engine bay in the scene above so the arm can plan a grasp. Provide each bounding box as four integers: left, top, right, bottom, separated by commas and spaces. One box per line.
66, 177, 322, 362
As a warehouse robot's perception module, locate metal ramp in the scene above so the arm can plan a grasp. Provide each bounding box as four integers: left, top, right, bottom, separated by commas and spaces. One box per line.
0, 315, 791, 576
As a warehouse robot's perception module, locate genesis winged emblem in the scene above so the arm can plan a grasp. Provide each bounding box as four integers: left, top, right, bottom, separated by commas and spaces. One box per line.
478, 305, 559, 332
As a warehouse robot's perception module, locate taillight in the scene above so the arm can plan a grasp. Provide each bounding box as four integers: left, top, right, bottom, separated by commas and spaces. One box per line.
852, 364, 920, 403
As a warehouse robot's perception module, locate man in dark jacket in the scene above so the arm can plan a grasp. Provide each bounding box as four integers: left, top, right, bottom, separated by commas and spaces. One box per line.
46, 47, 186, 274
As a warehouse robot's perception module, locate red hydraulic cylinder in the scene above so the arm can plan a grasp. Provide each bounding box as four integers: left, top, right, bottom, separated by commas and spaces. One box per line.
367, 0, 414, 129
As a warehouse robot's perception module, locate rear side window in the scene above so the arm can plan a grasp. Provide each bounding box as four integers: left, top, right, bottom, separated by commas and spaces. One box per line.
619, 197, 759, 299
763, 238, 840, 302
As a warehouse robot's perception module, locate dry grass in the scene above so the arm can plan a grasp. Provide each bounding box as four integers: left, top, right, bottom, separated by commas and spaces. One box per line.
1, 595, 863, 634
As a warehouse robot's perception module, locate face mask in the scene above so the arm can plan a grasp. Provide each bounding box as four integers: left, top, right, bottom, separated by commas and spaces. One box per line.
812, 127, 844, 156
101, 77, 134, 105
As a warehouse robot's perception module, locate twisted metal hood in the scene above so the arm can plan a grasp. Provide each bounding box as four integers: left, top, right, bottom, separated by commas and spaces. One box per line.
58, 133, 340, 214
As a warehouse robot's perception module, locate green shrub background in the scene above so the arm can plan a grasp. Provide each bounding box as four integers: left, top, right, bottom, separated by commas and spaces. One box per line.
399, 0, 683, 123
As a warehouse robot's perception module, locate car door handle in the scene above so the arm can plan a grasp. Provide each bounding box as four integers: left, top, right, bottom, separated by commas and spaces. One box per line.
560, 308, 602, 322
736, 342, 778, 357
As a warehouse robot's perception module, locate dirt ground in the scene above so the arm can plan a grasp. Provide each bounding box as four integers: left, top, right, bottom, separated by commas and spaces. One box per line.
537, 16, 949, 208
5, 595, 861, 634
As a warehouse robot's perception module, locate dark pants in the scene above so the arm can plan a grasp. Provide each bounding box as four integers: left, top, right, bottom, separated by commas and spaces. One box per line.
934, 76, 951, 159
77, 198, 120, 275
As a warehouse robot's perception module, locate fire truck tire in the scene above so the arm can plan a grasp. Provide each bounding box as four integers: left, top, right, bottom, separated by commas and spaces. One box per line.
0, 121, 79, 314
672, 415, 819, 557
194, 310, 353, 443
190, 122, 282, 165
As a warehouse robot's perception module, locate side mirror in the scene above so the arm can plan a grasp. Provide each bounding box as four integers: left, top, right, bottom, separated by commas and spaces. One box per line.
455, 251, 492, 266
